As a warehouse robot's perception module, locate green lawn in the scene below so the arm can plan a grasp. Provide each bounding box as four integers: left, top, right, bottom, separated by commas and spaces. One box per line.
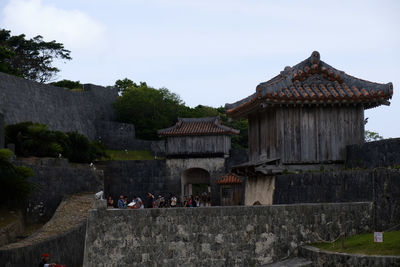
103, 150, 155, 161
312, 231, 400, 256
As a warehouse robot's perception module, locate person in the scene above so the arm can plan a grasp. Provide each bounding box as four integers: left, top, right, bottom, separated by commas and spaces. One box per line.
133, 195, 144, 209
188, 195, 193, 207
123, 196, 128, 209
194, 194, 200, 207
145, 192, 155, 208
183, 196, 188, 207
117, 195, 124, 209
38, 253, 56, 267
170, 195, 177, 208
107, 196, 114, 208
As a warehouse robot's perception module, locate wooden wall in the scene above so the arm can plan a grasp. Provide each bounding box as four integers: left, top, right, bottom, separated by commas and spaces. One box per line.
166, 135, 231, 156
248, 106, 364, 164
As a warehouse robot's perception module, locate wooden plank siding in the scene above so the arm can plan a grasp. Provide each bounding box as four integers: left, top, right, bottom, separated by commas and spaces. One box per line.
248, 106, 364, 164
166, 135, 231, 156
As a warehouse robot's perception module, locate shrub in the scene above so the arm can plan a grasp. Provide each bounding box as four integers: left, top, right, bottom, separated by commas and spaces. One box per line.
0, 149, 35, 208
5, 122, 107, 163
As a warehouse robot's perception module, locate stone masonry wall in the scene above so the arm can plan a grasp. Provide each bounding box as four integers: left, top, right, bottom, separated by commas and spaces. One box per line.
273, 169, 400, 231
346, 138, 400, 168
84, 202, 372, 266
14, 157, 103, 223
0, 72, 118, 140
100, 160, 172, 205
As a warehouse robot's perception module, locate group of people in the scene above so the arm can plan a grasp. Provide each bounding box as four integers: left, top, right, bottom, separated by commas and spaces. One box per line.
182, 193, 211, 207
107, 192, 211, 209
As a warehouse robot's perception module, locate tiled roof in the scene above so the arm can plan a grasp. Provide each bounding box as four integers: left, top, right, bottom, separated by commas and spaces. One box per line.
158, 117, 240, 137
225, 51, 393, 118
215, 173, 243, 185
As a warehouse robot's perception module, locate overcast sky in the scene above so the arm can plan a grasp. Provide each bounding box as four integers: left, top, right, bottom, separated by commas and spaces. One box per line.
1, 0, 399, 138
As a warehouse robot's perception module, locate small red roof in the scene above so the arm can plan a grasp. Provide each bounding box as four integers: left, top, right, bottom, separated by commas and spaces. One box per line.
216, 173, 243, 185
158, 117, 239, 137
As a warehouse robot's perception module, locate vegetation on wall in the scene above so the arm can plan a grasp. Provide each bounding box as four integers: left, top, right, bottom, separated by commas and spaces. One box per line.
5, 122, 107, 163
0, 149, 35, 208
0, 29, 71, 83
49, 79, 83, 90
112, 78, 248, 148
365, 130, 384, 142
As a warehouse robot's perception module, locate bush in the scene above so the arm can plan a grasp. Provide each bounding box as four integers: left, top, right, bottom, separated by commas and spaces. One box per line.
5, 122, 107, 163
0, 149, 35, 208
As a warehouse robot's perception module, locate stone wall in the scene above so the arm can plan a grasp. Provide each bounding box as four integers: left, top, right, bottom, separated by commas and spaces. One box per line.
14, 157, 103, 223
95, 121, 166, 155
300, 245, 400, 267
0, 72, 118, 140
273, 169, 400, 231
346, 138, 400, 168
0, 112, 4, 148
100, 160, 171, 204
83, 202, 372, 266
0, 222, 86, 267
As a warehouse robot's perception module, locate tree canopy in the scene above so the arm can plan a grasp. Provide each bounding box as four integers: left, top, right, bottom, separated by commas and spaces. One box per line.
113, 78, 248, 148
0, 29, 71, 83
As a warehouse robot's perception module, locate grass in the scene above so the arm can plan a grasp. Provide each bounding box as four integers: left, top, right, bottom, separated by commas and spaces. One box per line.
312, 231, 400, 256
103, 150, 156, 161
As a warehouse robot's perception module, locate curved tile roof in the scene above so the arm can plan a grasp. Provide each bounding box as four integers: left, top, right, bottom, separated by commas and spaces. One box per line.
216, 173, 243, 185
158, 117, 240, 136
225, 51, 393, 118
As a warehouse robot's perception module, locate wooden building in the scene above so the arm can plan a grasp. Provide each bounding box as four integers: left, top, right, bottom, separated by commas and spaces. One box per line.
158, 117, 239, 203
158, 117, 239, 158
226, 51, 393, 174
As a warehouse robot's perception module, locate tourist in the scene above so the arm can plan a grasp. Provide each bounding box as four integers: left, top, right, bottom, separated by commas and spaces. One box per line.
117, 195, 124, 209
145, 192, 155, 208
133, 195, 144, 209
38, 253, 56, 267
124, 196, 128, 209
188, 195, 193, 207
194, 194, 200, 207
170, 194, 177, 208
183, 196, 188, 207
107, 196, 114, 208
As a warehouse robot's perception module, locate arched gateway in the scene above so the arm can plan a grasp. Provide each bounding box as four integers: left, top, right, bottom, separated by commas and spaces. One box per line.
182, 168, 210, 197
158, 117, 239, 204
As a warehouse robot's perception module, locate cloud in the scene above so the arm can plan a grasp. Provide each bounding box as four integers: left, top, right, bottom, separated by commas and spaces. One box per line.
1, 0, 107, 55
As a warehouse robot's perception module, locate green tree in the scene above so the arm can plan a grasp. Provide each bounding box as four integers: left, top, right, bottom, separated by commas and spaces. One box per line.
0, 29, 71, 82
113, 82, 184, 140
365, 130, 383, 142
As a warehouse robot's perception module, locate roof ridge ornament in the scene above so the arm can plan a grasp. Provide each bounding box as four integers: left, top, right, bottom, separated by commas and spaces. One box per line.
309, 51, 320, 65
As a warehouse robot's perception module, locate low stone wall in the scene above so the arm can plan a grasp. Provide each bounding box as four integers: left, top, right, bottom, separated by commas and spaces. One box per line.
273, 169, 400, 231
0, 194, 93, 267
346, 138, 400, 168
300, 245, 400, 267
84, 202, 372, 266
0, 223, 86, 267
14, 157, 103, 223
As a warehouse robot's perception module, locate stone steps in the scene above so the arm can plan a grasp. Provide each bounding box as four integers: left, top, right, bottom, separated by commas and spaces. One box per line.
263, 257, 313, 267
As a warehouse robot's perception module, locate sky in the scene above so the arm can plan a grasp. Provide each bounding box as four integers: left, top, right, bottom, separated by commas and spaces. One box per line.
1, 0, 399, 138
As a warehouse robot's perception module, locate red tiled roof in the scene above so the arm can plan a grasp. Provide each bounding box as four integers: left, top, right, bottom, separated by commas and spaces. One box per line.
216, 173, 243, 185
158, 117, 240, 137
225, 51, 393, 118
